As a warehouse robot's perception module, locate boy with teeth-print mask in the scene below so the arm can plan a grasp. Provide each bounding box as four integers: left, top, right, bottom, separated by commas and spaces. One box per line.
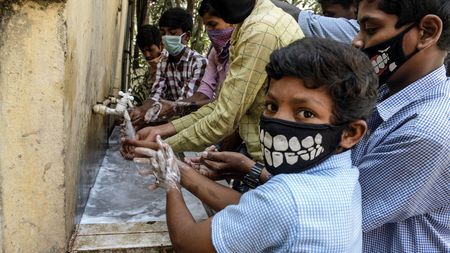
350, 0, 450, 252
134, 38, 378, 253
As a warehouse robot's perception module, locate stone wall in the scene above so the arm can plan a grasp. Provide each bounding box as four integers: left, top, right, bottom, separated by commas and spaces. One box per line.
0, 0, 127, 252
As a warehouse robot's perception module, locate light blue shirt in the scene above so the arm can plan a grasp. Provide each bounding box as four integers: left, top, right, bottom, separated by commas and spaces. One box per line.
352, 66, 450, 252
212, 151, 362, 253
298, 10, 359, 44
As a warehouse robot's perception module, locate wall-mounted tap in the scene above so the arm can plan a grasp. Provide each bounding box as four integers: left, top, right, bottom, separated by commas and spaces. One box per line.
93, 89, 136, 139
93, 89, 135, 119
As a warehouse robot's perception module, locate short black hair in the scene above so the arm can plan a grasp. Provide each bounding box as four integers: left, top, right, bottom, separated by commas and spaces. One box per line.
356, 0, 450, 51
136, 25, 161, 49
318, 0, 355, 9
158, 7, 193, 33
198, 0, 221, 18
266, 38, 378, 125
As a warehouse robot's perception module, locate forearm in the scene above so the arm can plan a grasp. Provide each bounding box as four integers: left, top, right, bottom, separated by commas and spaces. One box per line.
166, 188, 215, 252
181, 167, 241, 211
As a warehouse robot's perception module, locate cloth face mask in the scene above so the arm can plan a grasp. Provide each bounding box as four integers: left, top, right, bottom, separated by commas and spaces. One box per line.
162, 33, 186, 56
362, 24, 418, 86
207, 27, 234, 62
259, 115, 344, 175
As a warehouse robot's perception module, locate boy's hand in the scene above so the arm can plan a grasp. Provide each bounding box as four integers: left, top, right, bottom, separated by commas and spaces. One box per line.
190, 150, 255, 180
131, 100, 156, 130
134, 135, 181, 192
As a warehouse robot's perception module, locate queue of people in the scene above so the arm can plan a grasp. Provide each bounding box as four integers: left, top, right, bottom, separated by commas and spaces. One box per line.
122, 0, 450, 252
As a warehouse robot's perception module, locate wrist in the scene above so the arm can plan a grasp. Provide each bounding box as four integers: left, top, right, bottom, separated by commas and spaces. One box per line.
243, 161, 265, 189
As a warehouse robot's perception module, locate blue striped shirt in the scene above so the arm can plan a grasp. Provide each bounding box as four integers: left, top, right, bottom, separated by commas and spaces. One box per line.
352, 66, 450, 252
298, 11, 359, 44
212, 151, 362, 253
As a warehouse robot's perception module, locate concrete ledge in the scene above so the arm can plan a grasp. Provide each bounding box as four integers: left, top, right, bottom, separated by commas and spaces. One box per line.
71, 222, 173, 253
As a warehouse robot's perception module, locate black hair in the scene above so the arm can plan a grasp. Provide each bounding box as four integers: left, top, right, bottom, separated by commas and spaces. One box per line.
198, 0, 221, 18
158, 7, 193, 33
356, 0, 450, 51
318, 0, 355, 9
136, 25, 161, 49
266, 38, 378, 125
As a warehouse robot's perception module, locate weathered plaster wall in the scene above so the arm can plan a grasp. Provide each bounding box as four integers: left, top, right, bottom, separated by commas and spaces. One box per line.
0, 0, 125, 252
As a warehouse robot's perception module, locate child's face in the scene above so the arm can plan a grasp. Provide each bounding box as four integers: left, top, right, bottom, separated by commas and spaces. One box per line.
140, 44, 161, 63
263, 76, 334, 125
352, 0, 416, 52
160, 27, 189, 45
202, 12, 232, 31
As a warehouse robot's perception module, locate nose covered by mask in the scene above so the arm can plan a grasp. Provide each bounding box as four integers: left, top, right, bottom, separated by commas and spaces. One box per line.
259, 115, 344, 176
207, 27, 234, 62
162, 33, 186, 56
363, 24, 418, 86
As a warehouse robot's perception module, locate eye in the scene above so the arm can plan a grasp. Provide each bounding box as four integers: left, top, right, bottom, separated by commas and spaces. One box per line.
364, 25, 378, 36
297, 110, 315, 119
264, 102, 278, 113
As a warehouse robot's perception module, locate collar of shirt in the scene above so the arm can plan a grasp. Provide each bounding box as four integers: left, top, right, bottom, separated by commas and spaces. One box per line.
376, 65, 447, 122
166, 47, 193, 64
296, 150, 353, 176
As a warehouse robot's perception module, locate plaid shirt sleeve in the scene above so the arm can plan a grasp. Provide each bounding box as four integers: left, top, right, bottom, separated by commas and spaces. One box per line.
149, 53, 168, 101
178, 55, 208, 100
166, 27, 279, 153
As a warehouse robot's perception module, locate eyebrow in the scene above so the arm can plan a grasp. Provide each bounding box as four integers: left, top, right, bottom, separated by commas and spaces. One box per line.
358, 15, 377, 25
267, 91, 327, 107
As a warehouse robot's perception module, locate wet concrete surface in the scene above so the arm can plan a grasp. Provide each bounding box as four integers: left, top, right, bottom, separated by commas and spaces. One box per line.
80, 127, 207, 224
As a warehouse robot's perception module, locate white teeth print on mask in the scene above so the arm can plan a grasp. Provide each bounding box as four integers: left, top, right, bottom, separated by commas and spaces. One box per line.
372, 48, 390, 74
285, 152, 298, 165
259, 115, 344, 175
264, 131, 273, 149
273, 135, 289, 151
301, 136, 314, 149
261, 131, 326, 168
289, 137, 301, 151
264, 148, 273, 166
272, 152, 283, 168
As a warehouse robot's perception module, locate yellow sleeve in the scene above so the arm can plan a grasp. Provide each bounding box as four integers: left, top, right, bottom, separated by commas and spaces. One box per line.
166, 27, 278, 152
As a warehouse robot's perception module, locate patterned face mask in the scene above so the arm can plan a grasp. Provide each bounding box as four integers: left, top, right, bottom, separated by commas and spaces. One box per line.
162, 33, 186, 56
207, 27, 234, 62
362, 24, 418, 86
259, 115, 344, 175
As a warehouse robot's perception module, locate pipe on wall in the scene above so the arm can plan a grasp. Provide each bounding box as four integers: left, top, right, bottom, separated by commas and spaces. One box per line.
112, 0, 129, 97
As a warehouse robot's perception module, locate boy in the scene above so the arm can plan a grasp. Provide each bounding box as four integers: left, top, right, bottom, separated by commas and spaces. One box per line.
131, 25, 163, 105
352, 0, 450, 251
135, 38, 379, 252
131, 8, 208, 128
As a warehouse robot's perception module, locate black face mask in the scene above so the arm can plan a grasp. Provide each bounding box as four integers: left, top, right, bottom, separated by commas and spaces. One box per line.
362, 24, 418, 86
259, 115, 344, 175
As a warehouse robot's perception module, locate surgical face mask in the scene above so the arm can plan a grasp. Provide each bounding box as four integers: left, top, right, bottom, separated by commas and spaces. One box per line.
162, 33, 186, 56
259, 115, 344, 175
207, 27, 234, 61
362, 24, 418, 86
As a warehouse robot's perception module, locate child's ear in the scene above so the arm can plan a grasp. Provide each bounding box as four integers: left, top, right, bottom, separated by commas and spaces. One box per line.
417, 14, 443, 50
339, 120, 368, 149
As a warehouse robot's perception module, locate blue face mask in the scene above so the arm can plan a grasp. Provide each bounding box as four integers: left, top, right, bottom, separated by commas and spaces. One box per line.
162, 33, 186, 56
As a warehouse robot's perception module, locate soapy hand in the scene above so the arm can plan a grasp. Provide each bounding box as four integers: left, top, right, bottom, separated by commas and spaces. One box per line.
134, 135, 181, 192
